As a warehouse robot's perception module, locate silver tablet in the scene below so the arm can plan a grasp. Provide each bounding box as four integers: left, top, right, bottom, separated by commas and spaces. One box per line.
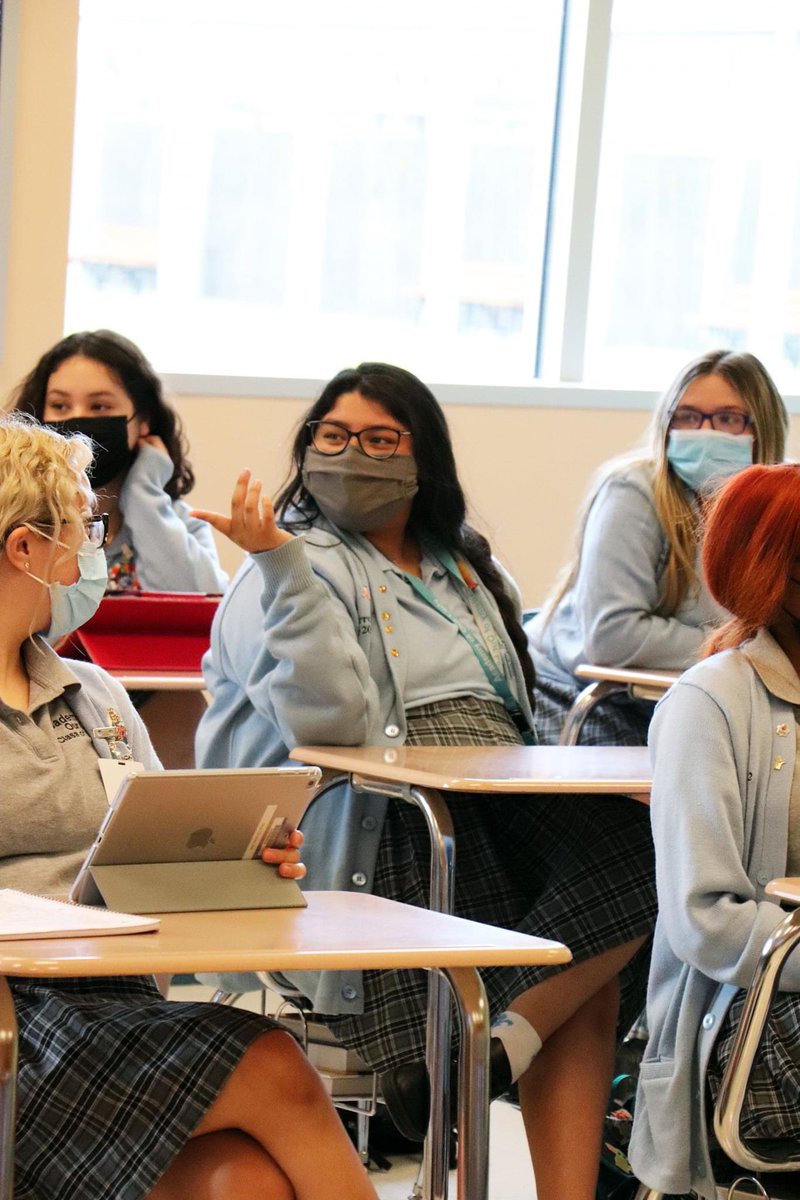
70, 766, 321, 913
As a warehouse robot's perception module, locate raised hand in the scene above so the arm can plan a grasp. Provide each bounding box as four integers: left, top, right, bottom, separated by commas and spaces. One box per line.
190, 469, 294, 554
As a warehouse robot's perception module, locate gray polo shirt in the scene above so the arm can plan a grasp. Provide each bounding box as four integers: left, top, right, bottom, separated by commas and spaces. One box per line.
0, 642, 108, 897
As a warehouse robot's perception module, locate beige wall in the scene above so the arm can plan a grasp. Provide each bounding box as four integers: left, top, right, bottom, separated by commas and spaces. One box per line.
3, 1, 799, 607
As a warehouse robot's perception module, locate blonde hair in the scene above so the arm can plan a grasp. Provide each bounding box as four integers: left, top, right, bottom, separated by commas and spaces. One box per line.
542, 350, 789, 624
0, 413, 94, 556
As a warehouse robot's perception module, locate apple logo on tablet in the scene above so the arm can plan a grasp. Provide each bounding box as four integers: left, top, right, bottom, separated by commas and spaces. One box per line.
186, 827, 215, 850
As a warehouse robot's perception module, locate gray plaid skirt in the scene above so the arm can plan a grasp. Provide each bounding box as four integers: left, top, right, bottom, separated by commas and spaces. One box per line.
323, 696, 656, 1071
534, 671, 655, 747
12, 973, 278, 1200
706, 989, 800, 1141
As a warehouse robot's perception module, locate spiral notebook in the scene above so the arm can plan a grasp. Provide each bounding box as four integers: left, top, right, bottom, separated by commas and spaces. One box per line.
0, 889, 159, 939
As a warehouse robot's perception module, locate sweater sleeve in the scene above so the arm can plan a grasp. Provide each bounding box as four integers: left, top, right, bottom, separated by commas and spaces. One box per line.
573, 472, 707, 669
649, 681, 800, 991
229, 537, 383, 750
118, 445, 229, 593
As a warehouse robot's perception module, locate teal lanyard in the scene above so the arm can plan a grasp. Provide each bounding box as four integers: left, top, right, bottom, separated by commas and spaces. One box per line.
401, 549, 535, 744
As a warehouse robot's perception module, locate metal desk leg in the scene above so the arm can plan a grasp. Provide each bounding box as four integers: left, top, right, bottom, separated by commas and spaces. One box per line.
714, 905, 800, 1171
409, 787, 456, 1200
0, 976, 17, 1200
441, 966, 490, 1200
559, 680, 626, 745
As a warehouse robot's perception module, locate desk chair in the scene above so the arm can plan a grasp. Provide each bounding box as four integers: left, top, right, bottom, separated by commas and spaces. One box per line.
634, 881, 800, 1200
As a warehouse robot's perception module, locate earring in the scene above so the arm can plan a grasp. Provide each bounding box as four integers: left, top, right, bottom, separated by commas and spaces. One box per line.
24, 562, 30, 570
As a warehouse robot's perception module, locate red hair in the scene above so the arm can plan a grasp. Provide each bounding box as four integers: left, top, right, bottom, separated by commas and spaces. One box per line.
703, 463, 800, 655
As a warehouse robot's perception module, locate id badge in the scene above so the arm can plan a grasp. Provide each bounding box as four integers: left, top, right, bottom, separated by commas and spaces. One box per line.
97, 757, 145, 805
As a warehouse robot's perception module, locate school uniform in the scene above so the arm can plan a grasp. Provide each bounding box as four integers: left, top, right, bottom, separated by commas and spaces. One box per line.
630, 630, 800, 1198
196, 522, 656, 1070
2, 641, 275, 1200
527, 459, 726, 745
104, 443, 227, 592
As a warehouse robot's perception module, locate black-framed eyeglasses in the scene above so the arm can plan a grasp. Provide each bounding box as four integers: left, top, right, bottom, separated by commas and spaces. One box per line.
306, 420, 411, 460
669, 407, 752, 436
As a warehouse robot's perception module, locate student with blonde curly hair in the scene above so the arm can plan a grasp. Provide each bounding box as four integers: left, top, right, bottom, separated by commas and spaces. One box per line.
527, 349, 788, 745
0, 414, 377, 1200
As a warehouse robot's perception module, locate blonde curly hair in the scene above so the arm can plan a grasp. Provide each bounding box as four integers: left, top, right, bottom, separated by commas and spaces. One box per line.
0, 413, 95, 554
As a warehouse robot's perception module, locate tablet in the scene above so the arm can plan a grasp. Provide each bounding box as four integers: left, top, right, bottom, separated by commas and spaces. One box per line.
70, 766, 321, 913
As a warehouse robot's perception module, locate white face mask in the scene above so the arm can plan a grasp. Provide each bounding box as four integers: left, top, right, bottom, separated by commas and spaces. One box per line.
26, 541, 108, 641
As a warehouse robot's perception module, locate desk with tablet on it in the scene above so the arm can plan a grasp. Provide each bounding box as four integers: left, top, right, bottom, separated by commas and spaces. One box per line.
0, 893, 571, 1200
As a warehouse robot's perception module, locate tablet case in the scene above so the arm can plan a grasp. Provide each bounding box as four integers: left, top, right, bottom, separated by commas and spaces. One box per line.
59, 592, 219, 672
88, 860, 307, 914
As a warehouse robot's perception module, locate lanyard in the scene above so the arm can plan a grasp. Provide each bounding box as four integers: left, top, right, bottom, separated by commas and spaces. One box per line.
401, 549, 535, 744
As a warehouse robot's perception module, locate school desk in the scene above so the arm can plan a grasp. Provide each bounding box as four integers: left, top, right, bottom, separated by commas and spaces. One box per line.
289, 743, 652, 1199
560, 663, 680, 745
0, 892, 568, 1200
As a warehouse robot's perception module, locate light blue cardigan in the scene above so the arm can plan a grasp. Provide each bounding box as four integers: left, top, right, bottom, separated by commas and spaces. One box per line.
107, 443, 228, 593
629, 631, 800, 1199
195, 523, 536, 1012
527, 460, 725, 686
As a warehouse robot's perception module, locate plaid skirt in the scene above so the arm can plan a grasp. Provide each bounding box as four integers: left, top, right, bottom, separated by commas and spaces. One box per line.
12, 974, 278, 1200
706, 989, 800, 1141
534, 671, 654, 747
323, 696, 656, 1071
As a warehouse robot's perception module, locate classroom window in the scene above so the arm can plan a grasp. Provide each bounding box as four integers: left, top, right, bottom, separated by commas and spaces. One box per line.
65, 0, 564, 385
585, 1, 800, 386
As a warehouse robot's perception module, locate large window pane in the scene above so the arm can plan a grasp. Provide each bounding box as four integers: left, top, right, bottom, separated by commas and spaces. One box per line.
66, 0, 563, 384
585, 1, 800, 386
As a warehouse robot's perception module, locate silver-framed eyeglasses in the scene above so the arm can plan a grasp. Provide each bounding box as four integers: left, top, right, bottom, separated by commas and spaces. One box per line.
24, 513, 110, 548
307, 420, 411, 460
669, 407, 752, 436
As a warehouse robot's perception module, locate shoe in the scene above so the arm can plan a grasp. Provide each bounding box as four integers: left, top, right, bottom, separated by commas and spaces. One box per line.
380, 1036, 513, 1143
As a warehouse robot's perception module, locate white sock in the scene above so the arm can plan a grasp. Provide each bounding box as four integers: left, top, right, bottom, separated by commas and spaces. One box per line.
490, 1011, 542, 1083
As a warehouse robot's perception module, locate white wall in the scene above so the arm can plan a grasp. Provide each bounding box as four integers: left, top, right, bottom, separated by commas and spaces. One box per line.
2, 1, 798, 606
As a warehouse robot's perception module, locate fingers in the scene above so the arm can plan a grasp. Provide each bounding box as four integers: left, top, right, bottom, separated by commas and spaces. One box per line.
278, 861, 307, 879
261, 846, 302, 865
188, 508, 232, 536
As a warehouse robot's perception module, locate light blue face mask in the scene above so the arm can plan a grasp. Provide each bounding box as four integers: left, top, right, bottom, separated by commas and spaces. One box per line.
666, 429, 754, 495
27, 542, 108, 641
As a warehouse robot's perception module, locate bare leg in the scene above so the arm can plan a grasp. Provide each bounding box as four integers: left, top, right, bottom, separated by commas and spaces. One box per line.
194, 1029, 378, 1200
507, 937, 647, 1200
508, 936, 647, 1039
149, 1130, 293, 1200
518, 979, 619, 1200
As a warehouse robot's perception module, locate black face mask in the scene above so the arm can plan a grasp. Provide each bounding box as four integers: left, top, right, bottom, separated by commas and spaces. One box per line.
49, 415, 136, 488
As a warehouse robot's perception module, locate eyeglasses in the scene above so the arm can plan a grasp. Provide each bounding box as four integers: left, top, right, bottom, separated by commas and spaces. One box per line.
23, 513, 109, 548
669, 407, 752, 436
306, 420, 411, 460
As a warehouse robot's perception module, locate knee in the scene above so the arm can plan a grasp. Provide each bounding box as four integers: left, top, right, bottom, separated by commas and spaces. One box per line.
209, 1132, 294, 1200
243, 1028, 326, 1108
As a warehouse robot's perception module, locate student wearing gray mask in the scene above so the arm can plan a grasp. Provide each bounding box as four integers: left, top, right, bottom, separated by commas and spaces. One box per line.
527, 349, 788, 746
193, 362, 657, 1200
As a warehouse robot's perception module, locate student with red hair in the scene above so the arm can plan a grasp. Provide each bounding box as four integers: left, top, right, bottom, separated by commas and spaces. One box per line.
629, 462, 800, 1198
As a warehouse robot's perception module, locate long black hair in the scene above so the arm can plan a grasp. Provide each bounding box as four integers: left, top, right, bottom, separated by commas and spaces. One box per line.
276, 362, 536, 698
12, 330, 195, 500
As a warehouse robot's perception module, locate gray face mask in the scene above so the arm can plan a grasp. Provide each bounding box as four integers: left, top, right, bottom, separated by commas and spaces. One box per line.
302, 445, 419, 532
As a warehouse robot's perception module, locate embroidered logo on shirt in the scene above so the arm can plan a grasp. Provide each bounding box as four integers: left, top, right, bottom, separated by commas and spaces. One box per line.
51, 712, 89, 744
358, 616, 372, 636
